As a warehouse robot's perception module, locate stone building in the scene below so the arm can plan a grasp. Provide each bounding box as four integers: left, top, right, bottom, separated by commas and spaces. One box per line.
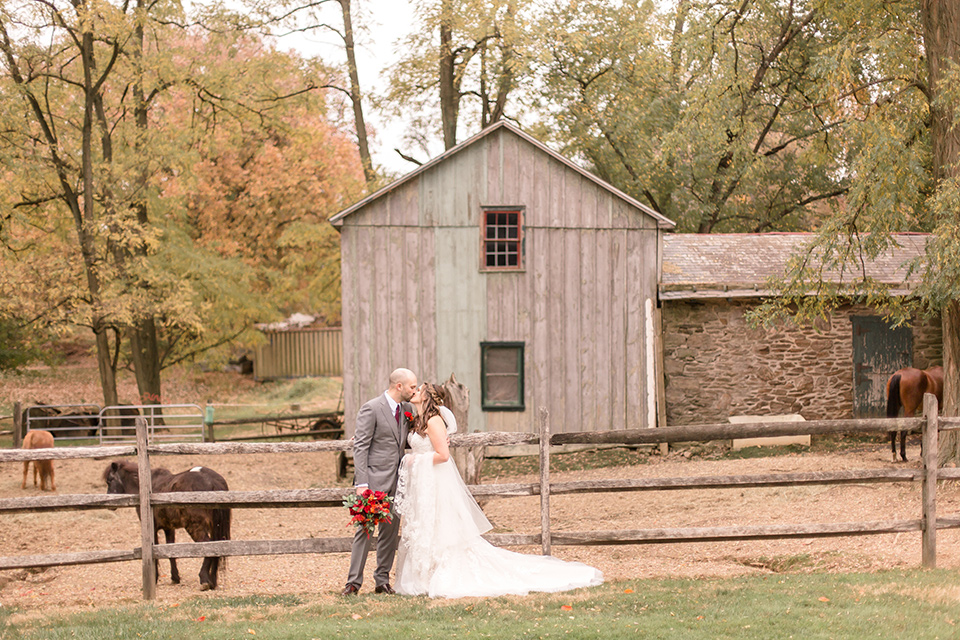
659, 233, 942, 426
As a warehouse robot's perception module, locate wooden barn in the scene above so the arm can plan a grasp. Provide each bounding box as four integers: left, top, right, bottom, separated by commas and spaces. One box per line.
330, 121, 675, 437
659, 233, 943, 426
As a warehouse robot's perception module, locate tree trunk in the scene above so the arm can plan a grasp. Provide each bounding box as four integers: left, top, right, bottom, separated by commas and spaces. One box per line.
487, 0, 516, 125
81, 18, 120, 407
129, 0, 163, 409
95, 329, 119, 407
940, 302, 960, 464
439, 0, 458, 150
339, 0, 375, 186
129, 320, 162, 405
443, 372, 484, 486
921, 0, 960, 465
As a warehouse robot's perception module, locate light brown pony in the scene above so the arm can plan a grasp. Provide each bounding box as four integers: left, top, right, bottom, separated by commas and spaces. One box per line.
886, 365, 944, 462
21, 430, 56, 491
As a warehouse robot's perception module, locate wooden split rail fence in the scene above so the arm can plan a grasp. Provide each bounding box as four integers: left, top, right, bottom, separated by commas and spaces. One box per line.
2, 394, 959, 600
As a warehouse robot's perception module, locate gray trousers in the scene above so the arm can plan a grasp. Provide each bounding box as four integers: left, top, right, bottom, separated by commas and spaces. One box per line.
345, 500, 400, 588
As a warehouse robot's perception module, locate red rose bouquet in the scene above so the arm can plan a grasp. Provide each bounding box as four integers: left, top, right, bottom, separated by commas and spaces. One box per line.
343, 489, 394, 538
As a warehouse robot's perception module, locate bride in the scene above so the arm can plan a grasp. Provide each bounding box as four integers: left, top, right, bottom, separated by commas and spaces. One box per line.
393, 382, 603, 598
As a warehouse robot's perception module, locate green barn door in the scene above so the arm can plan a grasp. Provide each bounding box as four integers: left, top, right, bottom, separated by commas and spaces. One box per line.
852, 316, 912, 418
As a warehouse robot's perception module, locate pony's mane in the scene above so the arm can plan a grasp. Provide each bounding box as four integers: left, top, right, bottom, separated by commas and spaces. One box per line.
103, 459, 171, 483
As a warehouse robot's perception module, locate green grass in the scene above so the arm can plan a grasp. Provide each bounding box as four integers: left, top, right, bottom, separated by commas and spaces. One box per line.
5, 571, 960, 639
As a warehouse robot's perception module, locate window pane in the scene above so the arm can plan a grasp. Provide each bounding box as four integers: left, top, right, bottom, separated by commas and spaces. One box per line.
487, 374, 519, 403
486, 347, 518, 373
481, 209, 522, 270
482, 343, 523, 409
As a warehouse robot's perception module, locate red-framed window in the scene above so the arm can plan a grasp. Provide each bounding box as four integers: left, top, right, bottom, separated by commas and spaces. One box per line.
481, 207, 524, 271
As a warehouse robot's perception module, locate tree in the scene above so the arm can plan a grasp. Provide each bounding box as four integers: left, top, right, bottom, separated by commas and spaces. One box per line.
162, 34, 365, 329
530, 0, 862, 233
0, 0, 138, 405
383, 0, 525, 158
0, 5, 363, 405
915, 0, 960, 462
731, 0, 960, 462
238, 0, 378, 186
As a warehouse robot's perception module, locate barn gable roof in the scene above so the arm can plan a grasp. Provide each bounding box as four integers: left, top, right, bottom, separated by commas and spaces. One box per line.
660, 232, 929, 300
329, 120, 676, 229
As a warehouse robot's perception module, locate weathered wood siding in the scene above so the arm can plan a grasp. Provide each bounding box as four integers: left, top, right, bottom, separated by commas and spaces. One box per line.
341, 176, 437, 437
340, 126, 662, 436
254, 328, 342, 379
480, 129, 659, 433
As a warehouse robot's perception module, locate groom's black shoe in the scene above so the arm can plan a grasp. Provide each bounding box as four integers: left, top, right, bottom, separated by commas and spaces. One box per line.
341, 584, 360, 596
374, 584, 395, 594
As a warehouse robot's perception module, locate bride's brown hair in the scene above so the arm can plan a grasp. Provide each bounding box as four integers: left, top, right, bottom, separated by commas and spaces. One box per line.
412, 383, 446, 435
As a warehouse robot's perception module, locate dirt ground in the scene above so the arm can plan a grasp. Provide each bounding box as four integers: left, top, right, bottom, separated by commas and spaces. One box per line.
4, 439, 960, 615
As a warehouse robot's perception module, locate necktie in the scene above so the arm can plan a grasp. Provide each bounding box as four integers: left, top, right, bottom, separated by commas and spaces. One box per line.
395, 405, 401, 425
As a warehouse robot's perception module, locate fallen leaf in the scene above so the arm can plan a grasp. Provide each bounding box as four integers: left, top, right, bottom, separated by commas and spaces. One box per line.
196, 616, 206, 622
623, 589, 634, 594
560, 605, 573, 611
819, 597, 830, 602
248, 630, 256, 635
351, 614, 363, 620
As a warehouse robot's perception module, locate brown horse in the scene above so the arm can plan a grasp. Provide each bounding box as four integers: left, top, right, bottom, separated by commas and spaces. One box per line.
103, 460, 231, 590
21, 430, 55, 491
886, 365, 944, 462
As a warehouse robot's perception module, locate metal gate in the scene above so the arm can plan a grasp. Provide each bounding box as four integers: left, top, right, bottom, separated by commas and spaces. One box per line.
24, 404, 101, 441
852, 316, 912, 418
98, 404, 205, 445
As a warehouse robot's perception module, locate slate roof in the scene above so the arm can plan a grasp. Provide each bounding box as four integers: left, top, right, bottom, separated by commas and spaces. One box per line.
660, 232, 929, 300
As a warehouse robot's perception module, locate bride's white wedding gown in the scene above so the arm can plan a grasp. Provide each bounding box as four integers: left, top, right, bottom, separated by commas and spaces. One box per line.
393, 408, 603, 598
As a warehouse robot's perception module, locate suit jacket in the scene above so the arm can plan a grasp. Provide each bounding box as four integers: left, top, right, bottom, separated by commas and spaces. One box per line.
352, 393, 410, 495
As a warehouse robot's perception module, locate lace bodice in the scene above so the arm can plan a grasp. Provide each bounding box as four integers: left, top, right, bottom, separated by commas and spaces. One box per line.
407, 431, 434, 454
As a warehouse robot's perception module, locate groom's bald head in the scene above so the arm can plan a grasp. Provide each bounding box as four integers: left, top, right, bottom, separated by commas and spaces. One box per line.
388, 368, 418, 402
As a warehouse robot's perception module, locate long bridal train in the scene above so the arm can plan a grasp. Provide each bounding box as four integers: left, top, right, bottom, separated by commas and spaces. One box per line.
394, 407, 603, 599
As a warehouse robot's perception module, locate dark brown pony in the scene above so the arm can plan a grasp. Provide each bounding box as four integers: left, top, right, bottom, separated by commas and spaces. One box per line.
103, 460, 231, 590
886, 365, 944, 462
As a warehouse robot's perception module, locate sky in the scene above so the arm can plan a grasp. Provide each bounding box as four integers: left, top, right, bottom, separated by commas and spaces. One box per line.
275, 0, 433, 176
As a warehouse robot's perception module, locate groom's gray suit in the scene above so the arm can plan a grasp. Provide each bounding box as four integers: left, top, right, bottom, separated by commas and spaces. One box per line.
346, 392, 410, 590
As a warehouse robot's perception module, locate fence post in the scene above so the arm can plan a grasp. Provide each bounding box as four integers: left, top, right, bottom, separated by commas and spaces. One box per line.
922, 392, 939, 569
539, 407, 551, 556
204, 401, 215, 443
135, 416, 157, 599
12, 401, 22, 448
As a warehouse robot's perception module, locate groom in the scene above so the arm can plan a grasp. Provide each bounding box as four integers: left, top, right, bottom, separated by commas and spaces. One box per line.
342, 367, 418, 595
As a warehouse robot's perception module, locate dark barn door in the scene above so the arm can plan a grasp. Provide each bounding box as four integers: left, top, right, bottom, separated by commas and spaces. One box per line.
852, 316, 912, 418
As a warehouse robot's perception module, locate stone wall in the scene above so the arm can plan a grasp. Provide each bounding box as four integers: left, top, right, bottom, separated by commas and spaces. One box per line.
661, 300, 943, 426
